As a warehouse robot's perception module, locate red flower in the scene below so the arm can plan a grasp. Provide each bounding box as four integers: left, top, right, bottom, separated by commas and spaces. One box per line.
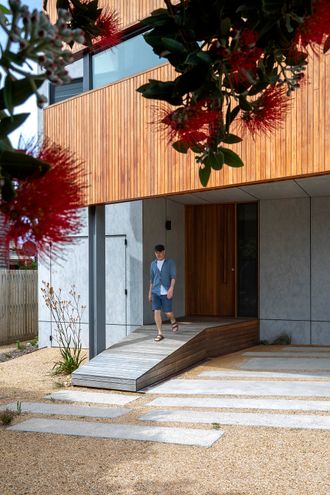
216, 29, 263, 90
92, 8, 121, 50
2, 142, 87, 259
240, 85, 290, 134
295, 0, 330, 49
157, 101, 220, 147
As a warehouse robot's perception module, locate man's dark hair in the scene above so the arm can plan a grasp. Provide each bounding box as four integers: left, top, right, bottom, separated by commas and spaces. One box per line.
154, 244, 165, 252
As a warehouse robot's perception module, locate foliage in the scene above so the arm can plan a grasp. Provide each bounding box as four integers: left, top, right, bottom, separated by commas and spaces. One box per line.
0, 402, 21, 426
41, 281, 86, 375
0, 408, 16, 425
43, 0, 120, 49
15, 339, 25, 350
1, 140, 87, 258
0, 0, 119, 259
138, 0, 330, 185
272, 333, 292, 345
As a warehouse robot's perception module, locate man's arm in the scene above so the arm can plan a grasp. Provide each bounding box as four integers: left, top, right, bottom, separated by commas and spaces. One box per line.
167, 259, 176, 299
149, 263, 154, 302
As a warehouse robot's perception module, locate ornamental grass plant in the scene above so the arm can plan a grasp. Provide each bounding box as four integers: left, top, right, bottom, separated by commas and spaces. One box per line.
41, 282, 86, 375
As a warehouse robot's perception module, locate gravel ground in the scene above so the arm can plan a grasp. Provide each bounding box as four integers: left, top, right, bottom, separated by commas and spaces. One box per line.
0, 346, 329, 495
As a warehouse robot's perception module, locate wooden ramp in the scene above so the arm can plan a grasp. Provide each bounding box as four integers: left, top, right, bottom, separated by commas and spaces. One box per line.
72, 318, 259, 392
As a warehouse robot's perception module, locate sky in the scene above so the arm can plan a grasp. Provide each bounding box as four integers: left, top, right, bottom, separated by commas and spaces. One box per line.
1, 1, 43, 147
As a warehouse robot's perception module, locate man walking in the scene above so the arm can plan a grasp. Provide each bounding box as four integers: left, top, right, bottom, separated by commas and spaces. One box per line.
149, 244, 178, 341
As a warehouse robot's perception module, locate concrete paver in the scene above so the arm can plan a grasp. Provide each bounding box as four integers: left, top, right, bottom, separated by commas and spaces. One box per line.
241, 358, 330, 371
0, 402, 130, 419
146, 379, 330, 396
282, 346, 330, 352
199, 370, 330, 379
140, 410, 330, 430
8, 418, 224, 447
243, 352, 330, 358
44, 390, 140, 405
146, 397, 330, 411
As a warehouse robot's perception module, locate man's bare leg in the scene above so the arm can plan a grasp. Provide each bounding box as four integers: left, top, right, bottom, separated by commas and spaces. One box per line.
154, 309, 163, 336
165, 312, 178, 332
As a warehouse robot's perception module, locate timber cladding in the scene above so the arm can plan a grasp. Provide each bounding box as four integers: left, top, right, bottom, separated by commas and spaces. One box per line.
44, 49, 330, 206
46, 0, 163, 30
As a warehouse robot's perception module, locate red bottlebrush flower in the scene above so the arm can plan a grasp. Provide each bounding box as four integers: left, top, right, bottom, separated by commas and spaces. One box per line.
157, 101, 220, 147
217, 29, 263, 89
295, 0, 330, 49
2, 141, 87, 259
240, 85, 290, 134
92, 8, 121, 50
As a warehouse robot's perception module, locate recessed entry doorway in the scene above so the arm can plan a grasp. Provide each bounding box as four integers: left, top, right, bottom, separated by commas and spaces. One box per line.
185, 203, 258, 318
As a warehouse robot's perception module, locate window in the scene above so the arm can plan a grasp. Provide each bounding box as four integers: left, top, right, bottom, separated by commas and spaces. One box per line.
92, 33, 162, 89
50, 77, 84, 104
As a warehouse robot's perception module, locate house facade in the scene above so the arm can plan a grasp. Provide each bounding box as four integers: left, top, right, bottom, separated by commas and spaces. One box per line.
39, 0, 330, 353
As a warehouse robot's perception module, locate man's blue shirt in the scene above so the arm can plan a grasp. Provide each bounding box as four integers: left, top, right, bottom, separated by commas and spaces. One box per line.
150, 258, 176, 295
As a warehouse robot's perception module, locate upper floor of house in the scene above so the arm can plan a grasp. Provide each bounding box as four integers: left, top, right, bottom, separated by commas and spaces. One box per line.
44, 0, 330, 206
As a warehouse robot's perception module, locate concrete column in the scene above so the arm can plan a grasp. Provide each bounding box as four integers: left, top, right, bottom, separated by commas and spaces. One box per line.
89, 205, 106, 358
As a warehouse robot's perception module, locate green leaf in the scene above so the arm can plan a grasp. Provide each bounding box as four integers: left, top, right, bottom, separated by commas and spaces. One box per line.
0, 113, 29, 137
0, 177, 15, 202
4, 78, 14, 115
228, 105, 240, 126
137, 80, 183, 105
261, 0, 283, 13
161, 37, 186, 53
222, 134, 243, 144
203, 150, 224, 170
239, 95, 252, 111
0, 77, 44, 111
141, 9, 169, 27
220, 17, 231, 37
0, 4, 10, 14
248, 81, 269, 96
220, 147, 244, 168
172, 140, 190, 154
190, 143, 205, 153
0, 150, 50, 179
199, 163, 211, 187
175, 65, 209, 95
56, 0, 70, 8
196, 51, 213, 63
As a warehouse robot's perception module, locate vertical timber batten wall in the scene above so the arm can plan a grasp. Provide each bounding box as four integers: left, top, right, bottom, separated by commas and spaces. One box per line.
44, 50, 330, 206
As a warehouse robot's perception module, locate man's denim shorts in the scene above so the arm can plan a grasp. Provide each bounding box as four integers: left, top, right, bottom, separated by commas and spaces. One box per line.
152, 293, 173, 312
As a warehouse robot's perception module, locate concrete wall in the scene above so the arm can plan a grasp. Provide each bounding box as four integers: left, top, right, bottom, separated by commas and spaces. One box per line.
38, 201, 144, 348
311, 197, 330, 344
260, 196, 330, 344
143, 198, 185, 324
105, 201, 143, 346
38, 208, 89, 348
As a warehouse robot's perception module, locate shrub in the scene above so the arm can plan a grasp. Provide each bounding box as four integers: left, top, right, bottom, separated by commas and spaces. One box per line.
41, 282, 86, 375
272, 333, 291, 345
0, 403, 21, 426
0, 409, 16, 426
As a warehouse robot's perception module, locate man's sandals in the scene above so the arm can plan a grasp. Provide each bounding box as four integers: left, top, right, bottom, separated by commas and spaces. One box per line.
154, 321, 179, 342
171, 320, 179, 332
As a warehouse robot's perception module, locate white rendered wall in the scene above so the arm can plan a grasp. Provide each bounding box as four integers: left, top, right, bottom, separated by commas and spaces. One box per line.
260, 196, 330, 344
143, 198, 185, 324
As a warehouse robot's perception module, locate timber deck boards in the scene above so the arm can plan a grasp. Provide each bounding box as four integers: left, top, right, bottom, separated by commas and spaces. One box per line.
72, 319, 259, 391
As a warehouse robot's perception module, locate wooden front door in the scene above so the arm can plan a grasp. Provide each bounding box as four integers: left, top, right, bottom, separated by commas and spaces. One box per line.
185, 204, 236, 316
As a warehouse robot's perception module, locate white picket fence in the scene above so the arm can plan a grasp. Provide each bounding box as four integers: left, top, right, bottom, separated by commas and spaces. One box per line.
0, 270, 38, 345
